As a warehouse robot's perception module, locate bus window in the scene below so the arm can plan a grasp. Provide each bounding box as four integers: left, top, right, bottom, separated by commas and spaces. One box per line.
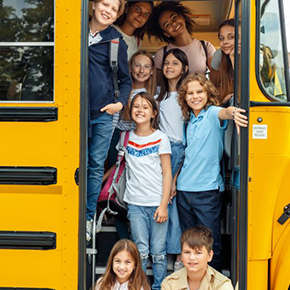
0, 0, 54, 102
282, 0, 290, 76
259, 0, 287, 101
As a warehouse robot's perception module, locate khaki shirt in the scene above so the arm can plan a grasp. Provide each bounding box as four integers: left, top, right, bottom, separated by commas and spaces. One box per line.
161, 266, 234, 290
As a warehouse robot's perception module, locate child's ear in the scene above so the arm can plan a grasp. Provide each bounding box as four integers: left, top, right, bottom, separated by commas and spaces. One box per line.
207, 250, 214, 263
151, 110, 157, 118
185, 65, 189, 73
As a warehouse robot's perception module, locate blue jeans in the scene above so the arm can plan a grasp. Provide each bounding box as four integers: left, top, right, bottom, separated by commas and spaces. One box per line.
86, 113, 113, 220
127, 205, 168, 290
167, 142, 184, 254
177, 189, 222, 268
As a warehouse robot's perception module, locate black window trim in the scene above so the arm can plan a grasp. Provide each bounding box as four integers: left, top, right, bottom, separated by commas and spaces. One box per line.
255, 0, 290, 102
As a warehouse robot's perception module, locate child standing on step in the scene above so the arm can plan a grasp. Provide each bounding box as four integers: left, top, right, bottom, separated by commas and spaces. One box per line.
176, 73, 248, 269
157, 48, 189, 271
86, 0, 132, 242
118, 92, 172, 290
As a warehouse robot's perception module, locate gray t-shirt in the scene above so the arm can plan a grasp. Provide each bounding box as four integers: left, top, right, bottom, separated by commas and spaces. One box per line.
211, 48, 222, 71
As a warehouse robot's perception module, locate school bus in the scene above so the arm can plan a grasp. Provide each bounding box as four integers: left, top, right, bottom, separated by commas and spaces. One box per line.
0, 0, 289, 290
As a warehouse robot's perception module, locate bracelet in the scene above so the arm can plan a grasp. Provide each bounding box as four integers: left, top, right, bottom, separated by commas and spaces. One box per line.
232, 107, 238, 120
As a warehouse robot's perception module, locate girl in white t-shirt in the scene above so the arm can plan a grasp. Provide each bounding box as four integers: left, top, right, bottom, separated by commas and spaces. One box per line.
120, 92, 172, 290
94, 239, 150, 290
109, 50, 157, 165
157, 48, 189, 271
108, 50, 157, 240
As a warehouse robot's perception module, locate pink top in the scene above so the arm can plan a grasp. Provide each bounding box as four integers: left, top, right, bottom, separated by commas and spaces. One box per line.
154, 38, 215, 74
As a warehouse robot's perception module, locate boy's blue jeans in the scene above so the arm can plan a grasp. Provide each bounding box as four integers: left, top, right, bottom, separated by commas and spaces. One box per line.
127, 204, 168, 290
177, 189, 222, 269
86, 113, 113, 220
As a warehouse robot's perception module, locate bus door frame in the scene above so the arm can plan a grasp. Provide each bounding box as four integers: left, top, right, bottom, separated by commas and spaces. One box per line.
232, 0, 250, 289
79, 0, 89, 289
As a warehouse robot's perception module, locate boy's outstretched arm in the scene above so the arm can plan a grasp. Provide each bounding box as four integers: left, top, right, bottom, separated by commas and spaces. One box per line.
219, 106, 248, 135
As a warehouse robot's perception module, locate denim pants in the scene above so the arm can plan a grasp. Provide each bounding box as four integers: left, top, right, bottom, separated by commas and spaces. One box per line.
86, 113, 113, 220
177, 189, 222, 268
167, 141, 184, 254
127, 204, 168, 290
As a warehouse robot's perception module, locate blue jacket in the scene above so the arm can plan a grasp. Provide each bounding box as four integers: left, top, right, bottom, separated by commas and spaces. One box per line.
89, 25, 132, 120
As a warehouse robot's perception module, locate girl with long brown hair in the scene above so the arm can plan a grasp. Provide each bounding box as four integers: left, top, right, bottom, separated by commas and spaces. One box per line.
94, 239, 150, 290
210, 19, 235, 105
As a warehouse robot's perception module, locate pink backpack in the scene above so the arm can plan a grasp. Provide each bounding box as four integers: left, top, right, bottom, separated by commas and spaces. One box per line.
97, 131, 130, 232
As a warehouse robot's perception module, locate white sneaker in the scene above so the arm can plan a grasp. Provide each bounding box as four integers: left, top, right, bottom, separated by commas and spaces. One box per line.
174, 261, 184, 272
86, 220, 93, 242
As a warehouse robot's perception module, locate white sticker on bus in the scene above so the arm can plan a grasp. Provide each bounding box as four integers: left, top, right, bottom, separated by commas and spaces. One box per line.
252, 124, 267, 139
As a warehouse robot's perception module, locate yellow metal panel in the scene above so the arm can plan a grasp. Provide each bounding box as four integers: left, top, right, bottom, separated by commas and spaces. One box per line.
248, 260, 268, 290
0, 251, 62, 288
247, 1, 290, 289
0, 0, 81, 289
270, 226, 290, 290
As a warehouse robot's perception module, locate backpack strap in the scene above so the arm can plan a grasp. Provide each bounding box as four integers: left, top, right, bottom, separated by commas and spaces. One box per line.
110, 38, 120, 100
200, 40, 210, 77
200, 40, 208, 59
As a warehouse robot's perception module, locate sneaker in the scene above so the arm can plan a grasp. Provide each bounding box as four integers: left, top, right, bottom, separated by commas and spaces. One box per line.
174, 261, 184, 272
86, 220, 93, 242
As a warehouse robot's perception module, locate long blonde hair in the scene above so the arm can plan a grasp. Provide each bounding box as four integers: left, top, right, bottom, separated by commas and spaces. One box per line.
178, 73, 220, 121
94, 239, 150, 290
123, 50, 156, 121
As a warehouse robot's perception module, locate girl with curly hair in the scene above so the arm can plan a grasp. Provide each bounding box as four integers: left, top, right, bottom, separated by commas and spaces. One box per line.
175, 73, 248, 269
147, 1, 215, 82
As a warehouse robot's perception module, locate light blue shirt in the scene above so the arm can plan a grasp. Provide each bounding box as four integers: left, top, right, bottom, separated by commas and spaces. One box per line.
177, 106, 228, 192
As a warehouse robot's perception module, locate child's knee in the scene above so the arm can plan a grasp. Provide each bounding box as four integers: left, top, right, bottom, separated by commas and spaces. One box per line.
151, 253, 166, 263
140, 252, 149, 261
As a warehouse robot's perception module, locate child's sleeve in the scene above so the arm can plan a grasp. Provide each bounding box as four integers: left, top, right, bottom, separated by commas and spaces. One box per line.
209, 106, 228, 130
206, 40, 216, 59
117, 39, 132, 108
159, 133, 172, 155
211, 49, 222, 70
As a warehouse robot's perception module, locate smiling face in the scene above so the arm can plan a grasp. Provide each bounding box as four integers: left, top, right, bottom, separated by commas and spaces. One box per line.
131, 54, 153, 87
163, 53, 183, 81
92, 0, 120, 31
125, 2, 152, 30
112, 250, 135, 284
131, 95, 156, 126
185, 80, 208, 117
181, 243, 213, 275
159, 10, 186, 38
218, 25, 235, 55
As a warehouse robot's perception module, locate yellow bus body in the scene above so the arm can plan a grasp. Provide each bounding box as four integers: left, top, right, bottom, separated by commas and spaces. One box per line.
0, 1, 81, 288
247, 0, 290, 289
